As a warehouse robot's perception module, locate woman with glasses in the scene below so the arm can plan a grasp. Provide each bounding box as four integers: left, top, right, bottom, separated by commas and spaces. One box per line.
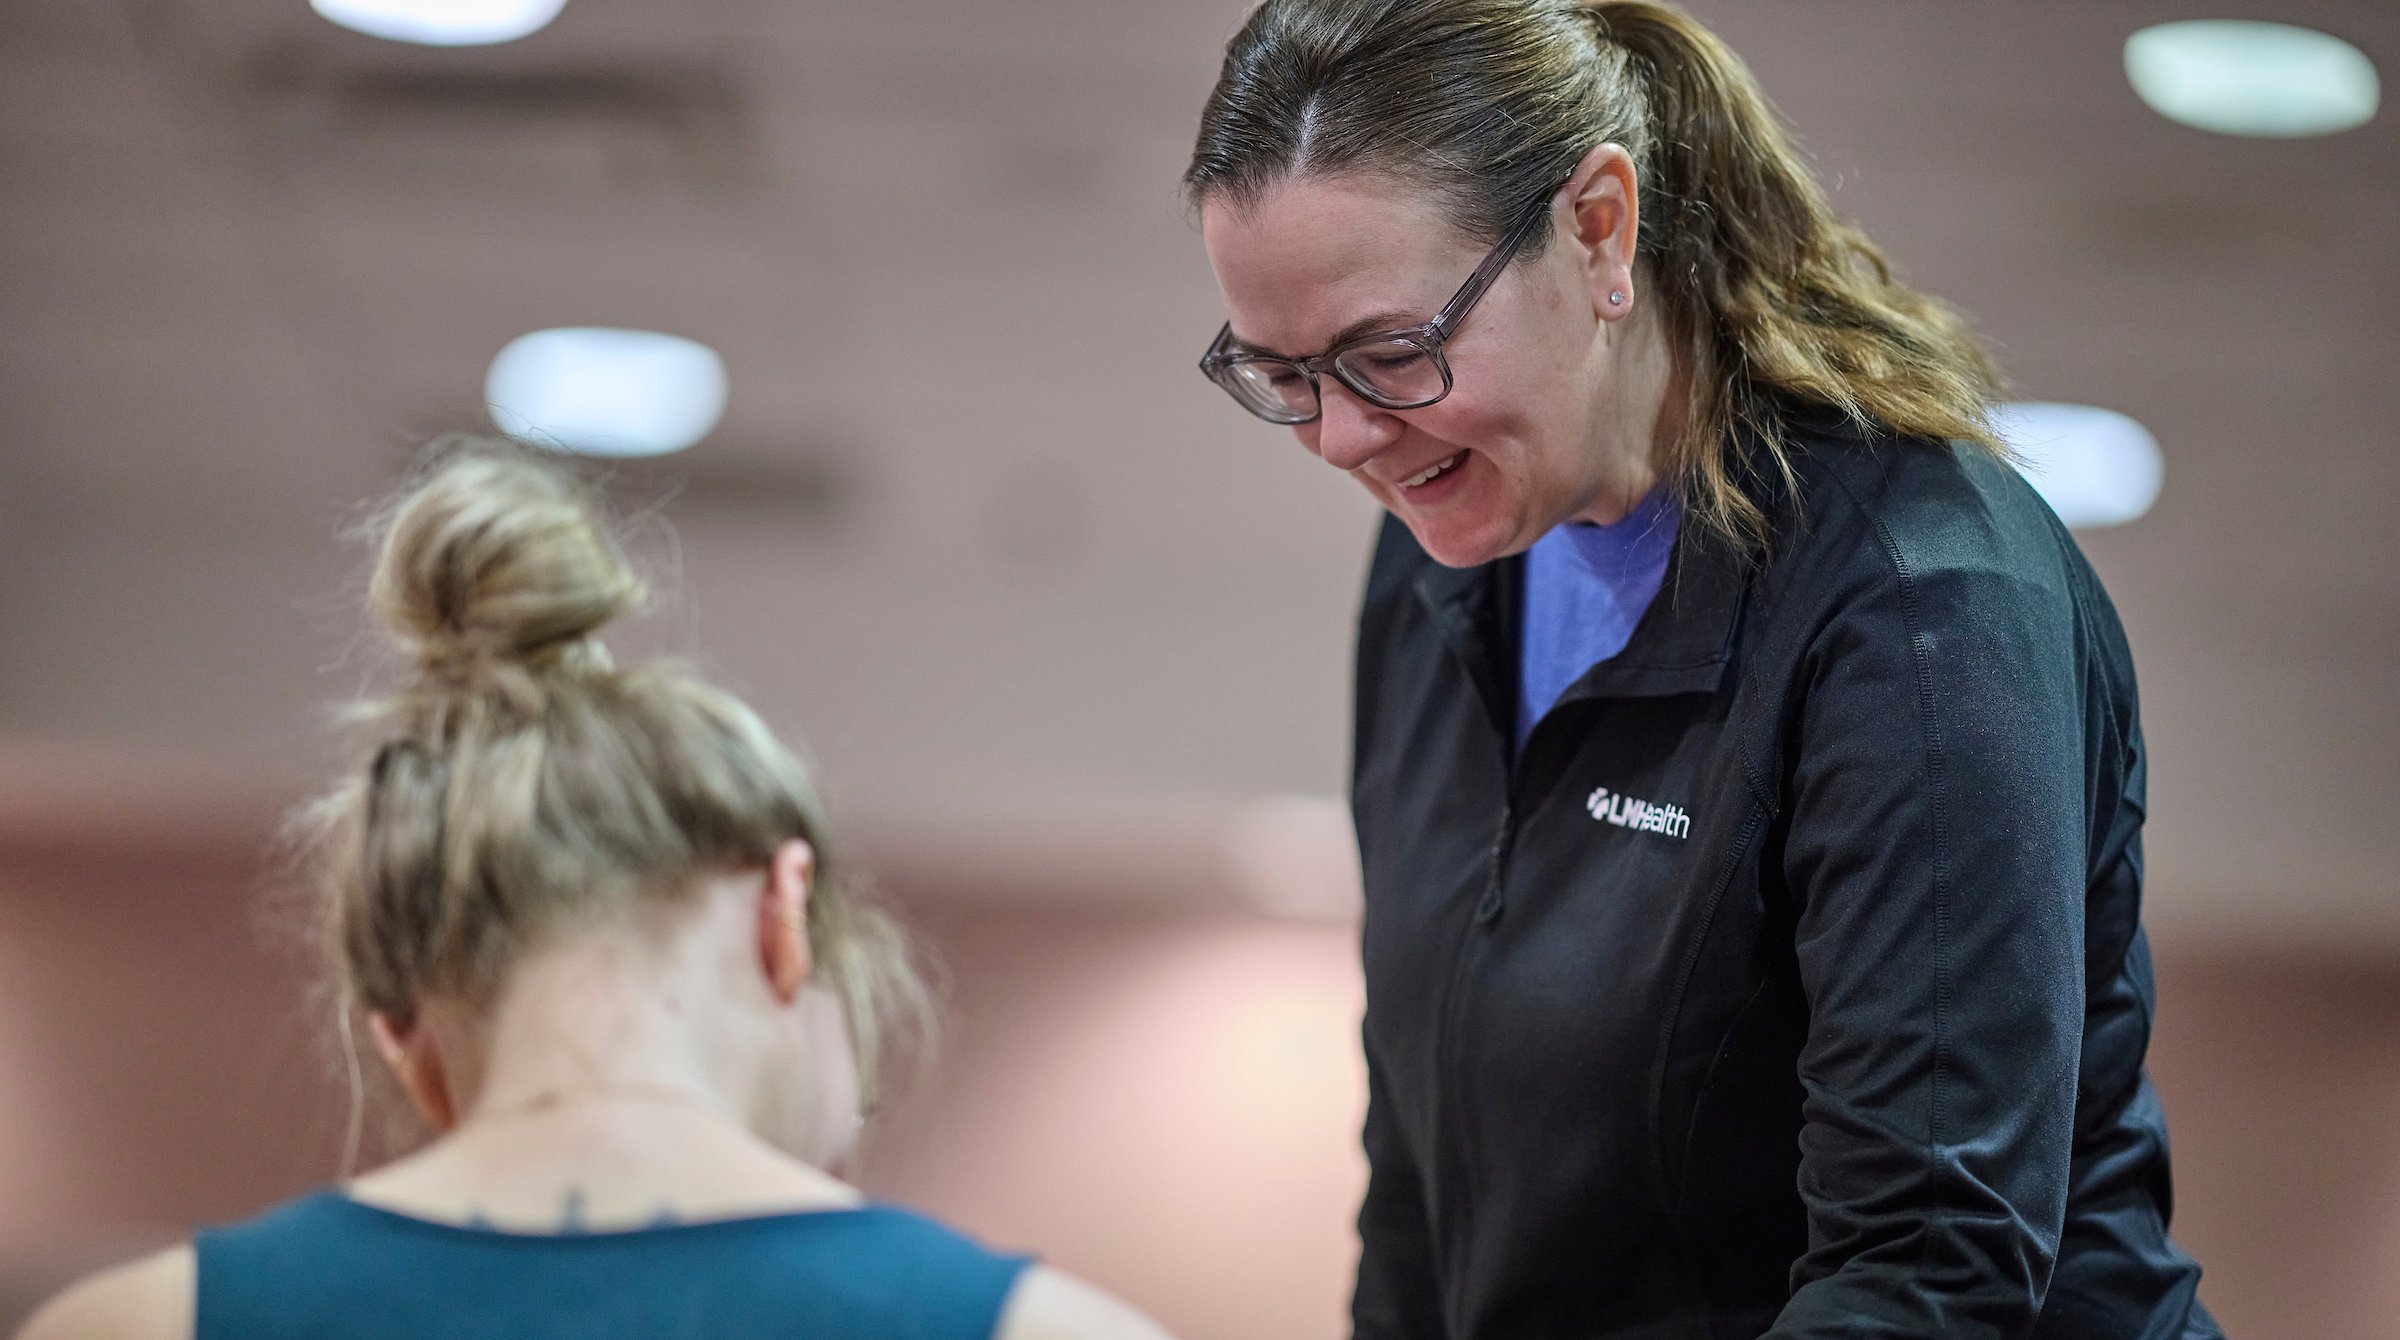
1189, 3, 2217, 1337
16, 445, 1171, 1340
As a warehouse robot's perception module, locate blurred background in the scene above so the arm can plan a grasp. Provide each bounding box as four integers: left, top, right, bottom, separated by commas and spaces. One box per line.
1, 0, 2395, 1335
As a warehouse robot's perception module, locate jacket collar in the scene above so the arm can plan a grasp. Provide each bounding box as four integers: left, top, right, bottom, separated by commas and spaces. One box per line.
1413, 505, 1750, 727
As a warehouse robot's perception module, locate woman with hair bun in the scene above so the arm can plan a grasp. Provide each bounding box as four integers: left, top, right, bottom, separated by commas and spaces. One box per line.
1188, 2, 2217, 1336
17, 443, 1172, 1340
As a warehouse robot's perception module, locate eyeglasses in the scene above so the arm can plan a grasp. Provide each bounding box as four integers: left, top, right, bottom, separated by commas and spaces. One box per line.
1198, 196, 1554, 425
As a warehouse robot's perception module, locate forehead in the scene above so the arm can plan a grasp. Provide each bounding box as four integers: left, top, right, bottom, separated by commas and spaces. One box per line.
1200, 174, 1481, 355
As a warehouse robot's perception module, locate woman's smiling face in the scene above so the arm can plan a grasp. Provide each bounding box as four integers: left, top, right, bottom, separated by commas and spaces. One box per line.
1201, 168, 1649, 568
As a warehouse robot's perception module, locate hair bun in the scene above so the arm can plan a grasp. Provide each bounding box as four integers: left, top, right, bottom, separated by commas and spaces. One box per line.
369, 444, 643, 677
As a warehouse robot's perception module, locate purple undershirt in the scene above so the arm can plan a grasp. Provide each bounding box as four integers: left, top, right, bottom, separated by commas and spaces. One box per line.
1516, 487, 1682, 750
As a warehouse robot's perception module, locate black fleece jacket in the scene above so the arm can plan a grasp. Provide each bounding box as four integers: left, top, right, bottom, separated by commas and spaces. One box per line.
1347, 411, 2218, 1340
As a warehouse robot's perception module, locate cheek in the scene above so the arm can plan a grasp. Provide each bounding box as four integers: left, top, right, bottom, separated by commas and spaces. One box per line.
1425, 391, 1584, 529
1417, 391, 1525, 466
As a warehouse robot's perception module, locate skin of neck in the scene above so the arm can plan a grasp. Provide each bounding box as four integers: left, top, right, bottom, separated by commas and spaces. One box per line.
460, 886, 776, 1125
353, 857, 867, 1227
1569, 271, 1683, 528
380, 862, 847, 1171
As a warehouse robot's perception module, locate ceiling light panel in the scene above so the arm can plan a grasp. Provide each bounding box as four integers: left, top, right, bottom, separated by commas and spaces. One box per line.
1991, 402, 2164, 530
310, 0, 567, 47
487, 327, 728, 458
2126, 20, 2379, 138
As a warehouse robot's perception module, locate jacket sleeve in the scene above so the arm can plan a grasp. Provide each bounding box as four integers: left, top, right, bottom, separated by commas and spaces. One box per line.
1765, 546, 2087, 1340
1351, 1028, 1444, 1340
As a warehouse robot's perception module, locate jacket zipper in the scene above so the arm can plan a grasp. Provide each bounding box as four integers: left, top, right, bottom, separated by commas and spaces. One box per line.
1434, 792, 1516, 1241
1473, 800, 1515, 924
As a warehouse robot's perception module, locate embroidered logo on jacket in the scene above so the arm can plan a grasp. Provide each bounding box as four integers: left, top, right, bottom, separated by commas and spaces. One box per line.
1586, 786, 1691, 840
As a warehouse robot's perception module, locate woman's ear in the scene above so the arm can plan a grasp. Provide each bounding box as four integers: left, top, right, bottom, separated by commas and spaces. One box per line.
368, 1010, 460, 1133
757, 837, 816, 1006
1563, 141, 1642, 322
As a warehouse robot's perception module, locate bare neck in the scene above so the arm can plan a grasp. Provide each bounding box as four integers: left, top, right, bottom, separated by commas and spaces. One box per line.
466, 937, 754, 1120
348, 932, 858, 1231
1571, 294, 1687, 527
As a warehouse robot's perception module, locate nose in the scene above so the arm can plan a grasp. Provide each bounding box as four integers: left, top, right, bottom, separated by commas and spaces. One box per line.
1305, 381, 1404, 473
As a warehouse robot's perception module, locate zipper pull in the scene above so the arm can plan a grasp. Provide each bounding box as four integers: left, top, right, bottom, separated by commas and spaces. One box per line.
1474, 803, 1513, 924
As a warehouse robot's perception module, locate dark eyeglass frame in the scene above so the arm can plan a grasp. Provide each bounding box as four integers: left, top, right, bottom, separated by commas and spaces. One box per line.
1198, 194, 1555, 425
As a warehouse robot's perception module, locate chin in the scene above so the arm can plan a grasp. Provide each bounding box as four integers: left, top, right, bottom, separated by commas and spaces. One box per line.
1397, 510, 1523, 569
1376, 448, 1536, 569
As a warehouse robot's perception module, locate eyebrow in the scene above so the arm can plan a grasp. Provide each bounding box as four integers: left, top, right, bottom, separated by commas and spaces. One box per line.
1228, 308, 1419, 360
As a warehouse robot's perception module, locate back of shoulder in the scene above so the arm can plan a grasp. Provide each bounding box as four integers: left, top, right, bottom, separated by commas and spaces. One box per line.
13, 1246, 193, 1340
1781, 417, 2084, 609
828, 1205, 1035, 1328
993, 1267, 1176, 1340
817, 1211, 1174, 1340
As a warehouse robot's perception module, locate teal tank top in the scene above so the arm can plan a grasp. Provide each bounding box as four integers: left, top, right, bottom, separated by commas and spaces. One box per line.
195, 1192, 1032, 1340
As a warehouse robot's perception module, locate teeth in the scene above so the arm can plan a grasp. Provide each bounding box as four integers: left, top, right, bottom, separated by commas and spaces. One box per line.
1403, 453, 1463, 488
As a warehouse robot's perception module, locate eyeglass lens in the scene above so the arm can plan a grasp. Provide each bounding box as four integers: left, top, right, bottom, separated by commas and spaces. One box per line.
1332, 338, 1444, 407
1216, 336, 1449, 423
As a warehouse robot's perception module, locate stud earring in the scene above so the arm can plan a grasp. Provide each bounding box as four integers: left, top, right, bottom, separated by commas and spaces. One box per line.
1608, 290, 1626, 306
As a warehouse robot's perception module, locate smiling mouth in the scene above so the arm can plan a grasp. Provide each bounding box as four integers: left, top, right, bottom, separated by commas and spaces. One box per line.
1400, 452, 1466, 490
